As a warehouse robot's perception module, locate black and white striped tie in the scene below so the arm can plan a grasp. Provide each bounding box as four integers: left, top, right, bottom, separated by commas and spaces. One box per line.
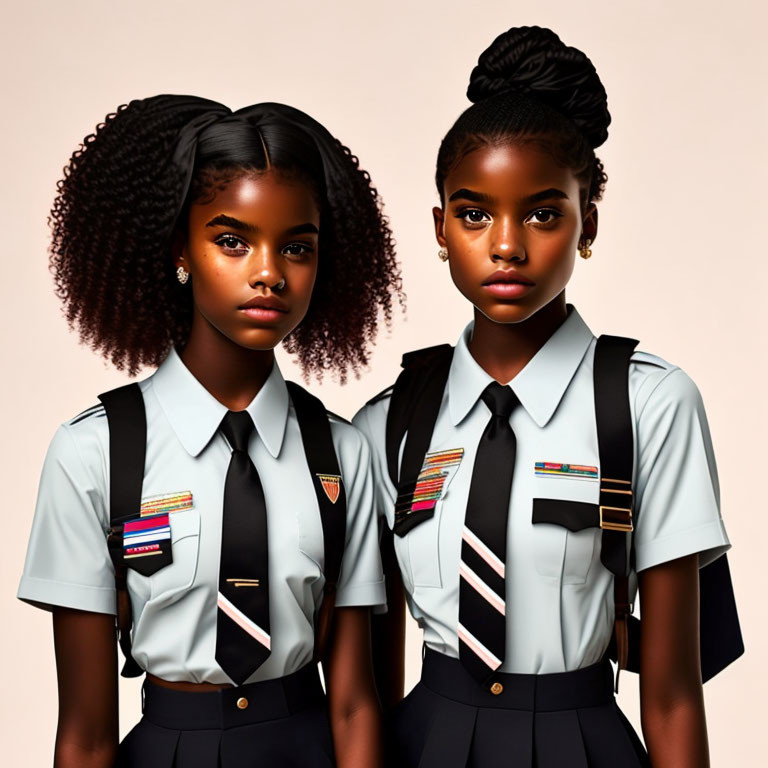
458, 382, 518, 685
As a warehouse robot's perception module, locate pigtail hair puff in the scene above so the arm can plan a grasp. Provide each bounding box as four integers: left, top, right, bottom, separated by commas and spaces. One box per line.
437, 26, 611, 206
50, 96, 224, 373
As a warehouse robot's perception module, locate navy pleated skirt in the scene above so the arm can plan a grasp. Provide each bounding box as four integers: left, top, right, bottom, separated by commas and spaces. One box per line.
116, 664, 336, 767
387, 649, 649, 768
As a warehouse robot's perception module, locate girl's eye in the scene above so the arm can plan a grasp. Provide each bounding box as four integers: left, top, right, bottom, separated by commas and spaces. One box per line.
525, 209, 563, 226
282, 242, 313, 257
457, 208, 491, 227
215, 235, 249, 255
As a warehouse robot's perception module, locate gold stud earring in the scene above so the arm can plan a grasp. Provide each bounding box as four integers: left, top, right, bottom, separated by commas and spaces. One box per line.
579, 238, 592, 260
438, 247, 449, 262
176, 266, 189, 284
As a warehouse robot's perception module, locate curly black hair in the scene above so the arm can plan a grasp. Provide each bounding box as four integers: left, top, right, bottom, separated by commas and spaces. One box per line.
436, 26, 611, 208
49, 95, 402, 380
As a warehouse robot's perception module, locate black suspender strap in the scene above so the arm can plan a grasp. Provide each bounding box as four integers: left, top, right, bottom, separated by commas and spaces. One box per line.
593, 335, 638, 691
385, 367, 416, 489
386, 345, 454, 535
386, 345, 454, 489
286, 381, 347, 661
98, 383, 147, 678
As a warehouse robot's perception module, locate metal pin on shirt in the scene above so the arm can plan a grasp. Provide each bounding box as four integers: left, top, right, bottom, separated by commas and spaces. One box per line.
226, 578, 261, 588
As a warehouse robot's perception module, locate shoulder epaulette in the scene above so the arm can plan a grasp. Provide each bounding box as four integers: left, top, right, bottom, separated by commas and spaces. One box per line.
69, 404, 105, 426
366, 385, 394, 407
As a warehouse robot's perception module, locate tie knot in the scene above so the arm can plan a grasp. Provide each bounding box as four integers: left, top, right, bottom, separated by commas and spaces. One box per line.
481, 382, 519, 419
220, 410, 254, 453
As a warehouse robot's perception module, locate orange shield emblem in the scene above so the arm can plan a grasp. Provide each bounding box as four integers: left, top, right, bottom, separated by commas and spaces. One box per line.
317, 474, 342, 504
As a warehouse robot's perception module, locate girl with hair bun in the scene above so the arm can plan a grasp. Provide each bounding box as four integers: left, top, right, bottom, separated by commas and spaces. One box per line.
18, 95, 401, 767
355, 26, 740, 768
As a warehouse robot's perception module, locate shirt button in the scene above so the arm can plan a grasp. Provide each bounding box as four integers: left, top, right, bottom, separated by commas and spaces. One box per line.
490, 682, 503, 695
236, 697, 249, 710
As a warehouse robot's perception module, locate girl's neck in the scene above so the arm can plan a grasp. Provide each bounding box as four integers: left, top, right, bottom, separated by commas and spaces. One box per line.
180, 315, 276, 412
468, 294, 568, 384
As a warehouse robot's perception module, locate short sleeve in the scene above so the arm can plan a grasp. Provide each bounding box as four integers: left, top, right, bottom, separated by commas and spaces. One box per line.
17, 424, 116, 614
633, 368, 730, 572
333, 424, 386, 609
352, 400, 397, 529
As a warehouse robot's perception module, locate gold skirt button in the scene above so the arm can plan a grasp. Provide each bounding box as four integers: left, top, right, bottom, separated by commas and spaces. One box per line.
236, 697, 249, 710
490, 682, 503, 695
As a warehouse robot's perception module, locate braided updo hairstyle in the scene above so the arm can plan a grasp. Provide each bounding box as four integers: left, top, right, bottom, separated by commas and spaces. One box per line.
436, 26, 611, 207
50, 95, 401, 380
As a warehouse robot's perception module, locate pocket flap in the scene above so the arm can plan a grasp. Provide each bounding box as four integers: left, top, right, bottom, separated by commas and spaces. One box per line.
532, 498, 599, 532
393, 506, 435, 537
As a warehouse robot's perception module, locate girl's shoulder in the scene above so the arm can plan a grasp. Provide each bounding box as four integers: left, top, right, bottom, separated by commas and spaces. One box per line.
48, 377, 155, 476
54, 401, 109, 468
351, 382, 395, 452
624, 347, 708, 426
325, 408, 376, 471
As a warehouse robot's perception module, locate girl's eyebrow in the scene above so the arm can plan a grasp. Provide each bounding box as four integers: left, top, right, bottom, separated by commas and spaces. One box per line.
205, 214, 257, 233
448, 187, 570, 206
448, 188, 494, 204
522, 188, 569, 204
205, 215, 319, 236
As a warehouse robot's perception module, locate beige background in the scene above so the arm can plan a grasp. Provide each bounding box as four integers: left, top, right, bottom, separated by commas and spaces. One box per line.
1, 0, 765, 764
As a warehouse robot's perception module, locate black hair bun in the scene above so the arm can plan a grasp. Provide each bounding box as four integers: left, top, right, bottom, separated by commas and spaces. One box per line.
467, 26, 610, 148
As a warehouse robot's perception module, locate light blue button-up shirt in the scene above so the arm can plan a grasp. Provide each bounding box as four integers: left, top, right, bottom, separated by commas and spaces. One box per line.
19, 349, 385, 684
354, 306, 729, 674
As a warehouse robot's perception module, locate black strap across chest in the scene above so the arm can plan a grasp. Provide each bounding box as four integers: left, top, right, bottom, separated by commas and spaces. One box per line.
99, 385, 147, 526
383, 335, 743, 683
98, 380, 346, 677
385, 344, 454, 492
98, 385, 147, 677
285, 381, 347, 600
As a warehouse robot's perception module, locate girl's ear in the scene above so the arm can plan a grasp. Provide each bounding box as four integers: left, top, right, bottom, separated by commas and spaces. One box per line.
171, 228, 187, 270
582, 203, 598, 245
433, 206, 447, 247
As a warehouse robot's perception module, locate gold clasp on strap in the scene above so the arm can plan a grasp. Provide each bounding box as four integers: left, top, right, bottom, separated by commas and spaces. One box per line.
599, 505, 633, 532
599, 479, 633, 532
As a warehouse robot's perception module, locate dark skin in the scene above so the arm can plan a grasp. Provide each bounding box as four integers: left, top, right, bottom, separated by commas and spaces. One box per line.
52, 171, 382, 768
375, 144, 709, 766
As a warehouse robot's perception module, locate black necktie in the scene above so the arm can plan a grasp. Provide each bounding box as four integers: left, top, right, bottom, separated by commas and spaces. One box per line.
215, 410, 271, 684
458, 382, 519, 685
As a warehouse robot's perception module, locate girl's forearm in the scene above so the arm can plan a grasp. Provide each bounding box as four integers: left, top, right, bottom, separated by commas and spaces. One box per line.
641, 691, 709, 768
54, 736, 117, 768
331, 699, 382, 768
639, 556, 709, 768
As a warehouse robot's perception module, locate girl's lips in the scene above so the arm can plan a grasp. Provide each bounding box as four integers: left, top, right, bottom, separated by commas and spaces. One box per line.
238, 294, 289, 323
239, 307, 287, 323
482, 282, 535, 299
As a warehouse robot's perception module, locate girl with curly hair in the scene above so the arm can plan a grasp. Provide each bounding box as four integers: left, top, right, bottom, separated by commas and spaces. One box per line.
354, 26, 739, 768
18, 95, 401, 768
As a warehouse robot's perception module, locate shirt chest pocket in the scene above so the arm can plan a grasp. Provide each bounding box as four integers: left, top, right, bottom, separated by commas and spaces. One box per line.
392, 449, 464, 589
530, 468, 601, 585
125, 508, 201, 600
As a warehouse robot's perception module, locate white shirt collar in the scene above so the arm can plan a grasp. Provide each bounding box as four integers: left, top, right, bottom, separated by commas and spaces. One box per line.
448, 305, 594, 429
150, 347, 290, 458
